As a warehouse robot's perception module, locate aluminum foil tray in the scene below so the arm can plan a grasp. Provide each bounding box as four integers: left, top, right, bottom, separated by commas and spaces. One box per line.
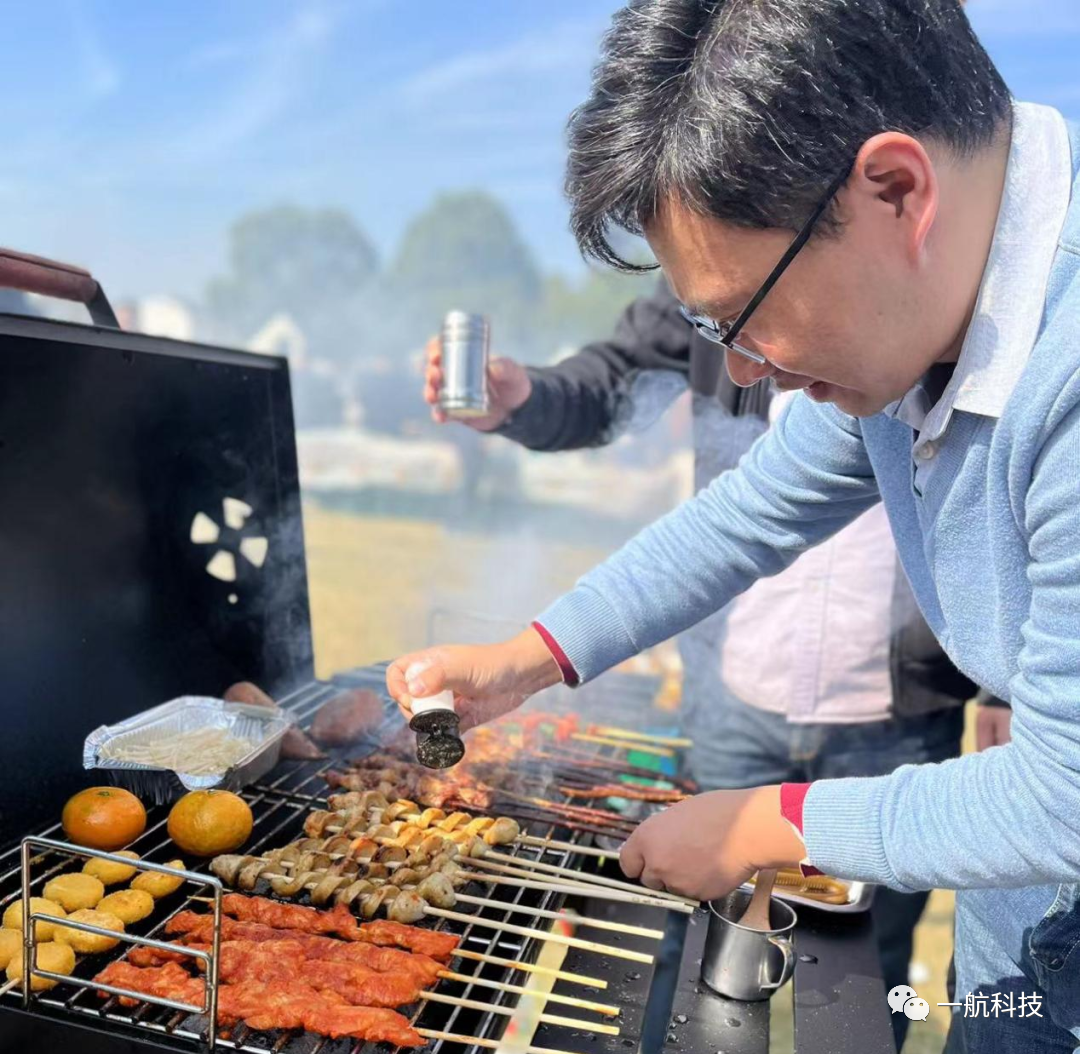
83, 697, 293, 804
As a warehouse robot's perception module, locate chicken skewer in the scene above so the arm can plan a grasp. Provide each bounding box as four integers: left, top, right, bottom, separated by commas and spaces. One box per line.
188, 896, 628, 1012
205, 856, 654, 965
123, 939, 618, 1034
211, 839, 668, 937
160, 910, 607, 990
312, 793, 696, 908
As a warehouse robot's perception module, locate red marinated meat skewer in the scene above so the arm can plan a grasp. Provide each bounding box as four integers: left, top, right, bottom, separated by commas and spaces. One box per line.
93, 961, 424, 1047
217, 893, 459, 960
136, 928, 447, 989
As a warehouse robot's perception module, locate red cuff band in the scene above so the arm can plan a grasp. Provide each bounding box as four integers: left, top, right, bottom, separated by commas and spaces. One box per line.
779, 782, 812, 834
531, 621, 580, 688
779, 782, 822, 877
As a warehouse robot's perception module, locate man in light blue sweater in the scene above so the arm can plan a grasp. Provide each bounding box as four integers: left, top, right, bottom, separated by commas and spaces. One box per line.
389, 1, 1080, 1048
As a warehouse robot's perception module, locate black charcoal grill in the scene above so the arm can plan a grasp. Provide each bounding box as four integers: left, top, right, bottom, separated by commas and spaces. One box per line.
0, 250, 897, 1054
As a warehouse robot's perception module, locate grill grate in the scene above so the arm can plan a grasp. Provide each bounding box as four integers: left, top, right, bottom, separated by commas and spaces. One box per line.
0, 676, 652, 1054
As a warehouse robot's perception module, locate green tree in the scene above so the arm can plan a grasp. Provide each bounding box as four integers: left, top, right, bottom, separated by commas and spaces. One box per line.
387, 191, 543, 356
206, 205, 379, 349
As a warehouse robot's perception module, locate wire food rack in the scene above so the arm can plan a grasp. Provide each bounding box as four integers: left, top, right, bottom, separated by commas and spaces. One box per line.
0, 678, 651, 1054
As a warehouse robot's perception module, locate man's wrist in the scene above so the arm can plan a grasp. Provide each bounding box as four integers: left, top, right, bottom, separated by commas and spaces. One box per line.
502, 626, 565, 695
749, 785, 809, 869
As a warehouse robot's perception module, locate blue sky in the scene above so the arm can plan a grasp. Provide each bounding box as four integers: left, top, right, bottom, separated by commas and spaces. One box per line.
2, 0, 1078, 302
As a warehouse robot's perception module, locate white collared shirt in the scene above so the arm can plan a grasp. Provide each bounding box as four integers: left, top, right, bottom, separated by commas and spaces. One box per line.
888, 102, 1073, 449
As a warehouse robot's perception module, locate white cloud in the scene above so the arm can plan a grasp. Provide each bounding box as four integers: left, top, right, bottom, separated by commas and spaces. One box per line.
398, 17, 604, 107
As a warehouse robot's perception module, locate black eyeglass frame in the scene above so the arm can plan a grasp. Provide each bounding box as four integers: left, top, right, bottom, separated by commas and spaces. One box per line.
679, 165, 854, 365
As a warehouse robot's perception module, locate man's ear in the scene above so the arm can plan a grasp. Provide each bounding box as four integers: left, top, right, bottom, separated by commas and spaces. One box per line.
851, 132, 939, 258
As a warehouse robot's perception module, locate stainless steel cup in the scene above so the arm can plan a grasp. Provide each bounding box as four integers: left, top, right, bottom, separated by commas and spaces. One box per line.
701, 889, 797, 1001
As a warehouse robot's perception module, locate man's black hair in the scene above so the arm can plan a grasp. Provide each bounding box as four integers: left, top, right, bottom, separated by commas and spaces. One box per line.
566, 0, 1011, 270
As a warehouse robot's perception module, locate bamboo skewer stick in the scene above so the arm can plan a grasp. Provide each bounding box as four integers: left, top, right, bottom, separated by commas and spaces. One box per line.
569, 734, 675, 758
588, 725, 693, 749
437, 971, 619, 1017
474, 854, 698, 910
0, 978, 18, 998
453, 891, 665, 936
428, 909, 652, 965
424, 990, 620, 1036
453, 948, 607, 991
519, 835, 615, 858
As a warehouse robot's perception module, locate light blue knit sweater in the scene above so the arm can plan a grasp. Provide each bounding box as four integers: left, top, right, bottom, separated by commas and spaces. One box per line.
538, 122, 1080, 893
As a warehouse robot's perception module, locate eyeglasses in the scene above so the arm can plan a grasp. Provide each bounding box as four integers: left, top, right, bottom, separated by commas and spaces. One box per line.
679, 165, 853, 366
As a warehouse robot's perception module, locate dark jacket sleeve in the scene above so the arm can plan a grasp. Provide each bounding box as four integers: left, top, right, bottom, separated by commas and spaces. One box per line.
494, 280, 691, 451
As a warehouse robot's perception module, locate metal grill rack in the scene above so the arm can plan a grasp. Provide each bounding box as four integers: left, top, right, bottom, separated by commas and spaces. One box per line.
0, 677, 663, 1054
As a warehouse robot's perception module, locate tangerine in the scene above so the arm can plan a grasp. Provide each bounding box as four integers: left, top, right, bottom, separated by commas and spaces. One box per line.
167, 790, 252, 857
61, 787, 146, 851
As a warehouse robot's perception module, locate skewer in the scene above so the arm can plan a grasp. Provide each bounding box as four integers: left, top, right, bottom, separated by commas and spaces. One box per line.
588, 725, 693, 749
252, 846, 670, 932
437, 970, 619, 1016
418, 1028, 588, 1054
453, 948, 607, 991
569, 734, 675, 758
429, 910, 652, 965
188, 900, 629, 1010
314, 790, 632, 867
454, 870, 686, 918
0, 978, 18, 998
424, 990, 620, 1036
490, 791, 638, 830
472, 855, 698, 911
295, 813, 681, 913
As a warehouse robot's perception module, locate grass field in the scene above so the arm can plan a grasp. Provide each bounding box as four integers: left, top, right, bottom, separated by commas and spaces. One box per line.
303, 503, 959, 1054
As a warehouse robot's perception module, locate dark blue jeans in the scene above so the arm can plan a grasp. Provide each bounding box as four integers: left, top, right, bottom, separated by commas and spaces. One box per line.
688, 683, 965, 1050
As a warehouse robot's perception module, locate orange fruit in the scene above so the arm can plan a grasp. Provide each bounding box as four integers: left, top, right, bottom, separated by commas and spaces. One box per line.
62, 787, 147, 851
167, 790, 253, 857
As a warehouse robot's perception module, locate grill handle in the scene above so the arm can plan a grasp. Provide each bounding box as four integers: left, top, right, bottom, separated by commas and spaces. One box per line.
0, 246, 119, 328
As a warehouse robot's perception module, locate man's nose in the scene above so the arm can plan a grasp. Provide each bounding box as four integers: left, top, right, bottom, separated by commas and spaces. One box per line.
725, 352, 775, 388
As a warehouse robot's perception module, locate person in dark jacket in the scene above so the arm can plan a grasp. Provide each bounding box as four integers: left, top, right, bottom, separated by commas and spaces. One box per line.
423, 280, 989, 1046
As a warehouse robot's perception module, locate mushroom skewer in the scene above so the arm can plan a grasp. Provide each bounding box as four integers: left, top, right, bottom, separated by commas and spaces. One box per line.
206, 856, 654, 966
310, 794, 697, 908
211, 841, 667, 938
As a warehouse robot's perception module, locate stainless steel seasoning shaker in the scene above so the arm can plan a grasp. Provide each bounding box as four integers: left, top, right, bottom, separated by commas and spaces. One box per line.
438, 311, 490, 419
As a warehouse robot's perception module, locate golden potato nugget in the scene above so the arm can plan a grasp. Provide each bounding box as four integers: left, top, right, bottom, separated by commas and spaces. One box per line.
6, 940, 76, 991
0, 929, 21, 970
2, 898, 66, 941
43, 873, 105, 912
130, 860, 185, 898
83, 850, 140, 885
97, 889, 154, 925
54, 909, 125, 953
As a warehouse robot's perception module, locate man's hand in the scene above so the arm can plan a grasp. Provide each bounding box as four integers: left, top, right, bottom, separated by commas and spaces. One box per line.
423, 337, 532, 430
974, 704, 1012, 751
386, 628, 563, 733
619, 786, 806, 902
